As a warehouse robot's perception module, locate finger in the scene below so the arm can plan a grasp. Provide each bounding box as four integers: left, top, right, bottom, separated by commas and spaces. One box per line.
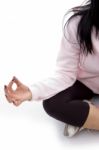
12, 76, 23, 87
13, 100, 22, 106
4, 85, 10, 96
5, 94, 13, 103
4, 85, 11, 96
7, 80, 14, 91
4, 85, 16, 100
5, 91, 16, 102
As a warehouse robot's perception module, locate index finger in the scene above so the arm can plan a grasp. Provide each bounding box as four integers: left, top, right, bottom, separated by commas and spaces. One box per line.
12, 76, 23, 87
8, 80, 14, 91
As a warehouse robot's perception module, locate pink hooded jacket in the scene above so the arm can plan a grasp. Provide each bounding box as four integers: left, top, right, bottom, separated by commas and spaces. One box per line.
29, 15, 99, 101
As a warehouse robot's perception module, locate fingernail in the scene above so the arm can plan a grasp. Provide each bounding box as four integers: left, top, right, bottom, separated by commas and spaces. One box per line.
4, 85, 7, 89
12, 77, 15, 81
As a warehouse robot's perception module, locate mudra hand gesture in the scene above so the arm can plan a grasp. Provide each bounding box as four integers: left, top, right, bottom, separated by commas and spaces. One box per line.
4, 76, 32, 106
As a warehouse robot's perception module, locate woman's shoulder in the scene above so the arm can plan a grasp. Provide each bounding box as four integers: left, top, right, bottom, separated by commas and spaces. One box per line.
63, 12, 81, 30
62, 14, 81, 46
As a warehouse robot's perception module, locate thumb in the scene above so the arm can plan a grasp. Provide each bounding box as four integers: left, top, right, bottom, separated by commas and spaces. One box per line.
12, 76, 23, 87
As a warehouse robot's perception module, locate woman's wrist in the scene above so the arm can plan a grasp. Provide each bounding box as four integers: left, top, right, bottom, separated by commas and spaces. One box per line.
27, 88, 32, 101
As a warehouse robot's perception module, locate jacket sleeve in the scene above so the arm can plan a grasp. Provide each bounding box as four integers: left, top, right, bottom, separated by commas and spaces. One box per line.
28, 16, 81, 101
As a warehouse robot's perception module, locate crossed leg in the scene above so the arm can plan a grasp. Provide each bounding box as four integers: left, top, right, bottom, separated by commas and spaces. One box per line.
42, 80, 98, 128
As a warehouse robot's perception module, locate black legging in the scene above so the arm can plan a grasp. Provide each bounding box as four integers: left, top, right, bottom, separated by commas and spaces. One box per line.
42, 80, 98, 127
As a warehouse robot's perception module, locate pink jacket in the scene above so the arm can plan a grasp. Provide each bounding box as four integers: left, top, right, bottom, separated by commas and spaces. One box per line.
29, 15, 99, 101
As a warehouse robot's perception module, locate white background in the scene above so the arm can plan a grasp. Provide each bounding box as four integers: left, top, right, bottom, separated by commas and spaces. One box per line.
0, 0, 99, 149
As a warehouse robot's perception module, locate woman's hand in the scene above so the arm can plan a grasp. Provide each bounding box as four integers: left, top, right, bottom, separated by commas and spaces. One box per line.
4, 76, 32, 106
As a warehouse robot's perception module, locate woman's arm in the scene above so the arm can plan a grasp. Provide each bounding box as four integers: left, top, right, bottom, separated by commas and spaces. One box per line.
4, 16, 81, 105
29, 16, 81, 101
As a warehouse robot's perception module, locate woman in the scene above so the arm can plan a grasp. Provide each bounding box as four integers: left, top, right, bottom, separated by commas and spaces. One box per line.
4, 0, 99, 137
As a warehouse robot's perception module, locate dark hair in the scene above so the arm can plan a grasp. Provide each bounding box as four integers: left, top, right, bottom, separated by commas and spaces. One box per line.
63, 0, 99, 56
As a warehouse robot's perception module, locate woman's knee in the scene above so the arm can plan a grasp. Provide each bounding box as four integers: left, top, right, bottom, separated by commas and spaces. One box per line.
42, 99, 54, 115
42, 95, 63, 116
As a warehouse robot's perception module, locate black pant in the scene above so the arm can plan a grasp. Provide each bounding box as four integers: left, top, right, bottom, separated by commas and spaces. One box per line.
42, 80, 98, 127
